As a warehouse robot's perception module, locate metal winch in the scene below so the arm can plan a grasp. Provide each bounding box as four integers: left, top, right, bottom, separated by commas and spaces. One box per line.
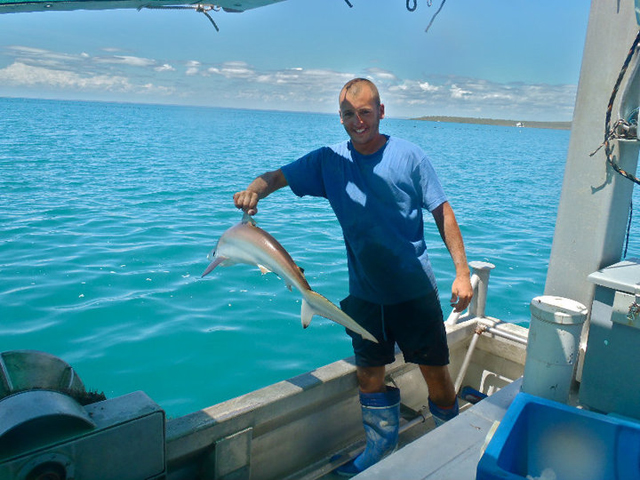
0, 350, 166, 480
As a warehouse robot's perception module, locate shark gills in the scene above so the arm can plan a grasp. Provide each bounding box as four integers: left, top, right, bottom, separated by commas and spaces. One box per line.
202, 215, 378, 343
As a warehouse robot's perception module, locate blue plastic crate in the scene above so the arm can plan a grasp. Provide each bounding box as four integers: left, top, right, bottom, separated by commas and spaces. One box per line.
477, 392, 640, 480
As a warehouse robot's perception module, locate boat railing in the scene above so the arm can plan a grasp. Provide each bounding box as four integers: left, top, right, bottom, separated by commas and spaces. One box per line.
446, 260, 495, 326
444, 261, 528, 394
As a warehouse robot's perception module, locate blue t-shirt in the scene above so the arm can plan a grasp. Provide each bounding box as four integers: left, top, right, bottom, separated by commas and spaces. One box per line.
281, 136, 447, 305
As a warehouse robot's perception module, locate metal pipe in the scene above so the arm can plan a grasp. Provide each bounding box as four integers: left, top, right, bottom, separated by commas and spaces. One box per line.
445, 310, 461, 326
453, 321, 527, 396
476, 318, 528, 345
483, 326, 527, 345
454, 325, 485, 393
399, 408, 428, 433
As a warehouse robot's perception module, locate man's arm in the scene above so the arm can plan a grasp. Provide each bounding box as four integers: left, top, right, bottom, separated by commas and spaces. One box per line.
431, 201, 473, 312
233, 169, 288, 215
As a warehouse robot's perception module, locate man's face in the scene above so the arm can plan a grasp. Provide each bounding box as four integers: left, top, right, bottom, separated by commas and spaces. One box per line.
339, 85, 385, 155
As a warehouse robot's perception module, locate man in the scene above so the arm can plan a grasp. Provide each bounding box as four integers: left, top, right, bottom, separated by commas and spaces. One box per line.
233, 78, 473, 476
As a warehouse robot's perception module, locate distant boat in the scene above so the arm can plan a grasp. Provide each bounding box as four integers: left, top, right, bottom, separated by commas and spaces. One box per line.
516, 121, 524, 127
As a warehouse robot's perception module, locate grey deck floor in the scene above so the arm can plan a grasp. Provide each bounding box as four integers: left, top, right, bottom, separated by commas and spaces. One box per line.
353, 379, 522, 480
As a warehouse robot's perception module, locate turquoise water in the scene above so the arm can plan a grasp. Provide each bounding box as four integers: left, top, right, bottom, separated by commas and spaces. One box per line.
1, 97, 637, 417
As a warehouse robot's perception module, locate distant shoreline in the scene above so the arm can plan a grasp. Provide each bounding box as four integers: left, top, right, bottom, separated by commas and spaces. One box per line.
411, 115, 571, 130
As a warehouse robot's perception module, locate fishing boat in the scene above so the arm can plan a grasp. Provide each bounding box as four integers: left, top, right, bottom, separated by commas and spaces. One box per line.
1, 1, 639, 479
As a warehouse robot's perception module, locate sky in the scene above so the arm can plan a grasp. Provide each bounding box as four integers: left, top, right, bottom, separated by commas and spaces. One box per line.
0, 0, 591, 121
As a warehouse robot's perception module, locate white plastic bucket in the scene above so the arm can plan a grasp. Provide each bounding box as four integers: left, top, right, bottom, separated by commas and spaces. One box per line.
522, 296, 588, 403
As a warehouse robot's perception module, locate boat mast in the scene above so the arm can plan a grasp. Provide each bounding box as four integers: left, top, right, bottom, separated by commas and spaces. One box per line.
545, 0, 640, 307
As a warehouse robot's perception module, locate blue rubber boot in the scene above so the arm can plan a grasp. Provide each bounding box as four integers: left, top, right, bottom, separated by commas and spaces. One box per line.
336, 387, 401, 477
428, 396, 459, 427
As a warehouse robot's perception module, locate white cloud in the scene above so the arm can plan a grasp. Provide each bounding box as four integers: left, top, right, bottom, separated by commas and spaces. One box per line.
373, 75, 577, 120
93, 55, 157, 68
0, 45, 577, 120
206, 61, 255, 79
0, 61, 174, 96
419, 82, 439, 92
450, 84, 472, 99
367, 68, 397, 82
185, 60, 201, 76
155, 63, 176, 72
4, 46, 90, 69
0, 62, 127, 90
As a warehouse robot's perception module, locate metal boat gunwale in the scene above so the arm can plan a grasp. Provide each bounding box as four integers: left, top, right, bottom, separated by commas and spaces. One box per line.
163, 312, 528, 479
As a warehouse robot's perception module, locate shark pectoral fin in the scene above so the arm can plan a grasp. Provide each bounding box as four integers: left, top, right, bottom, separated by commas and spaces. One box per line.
202, 256, 226, 277
257, 265, 271, 275
301, 299, 313, 329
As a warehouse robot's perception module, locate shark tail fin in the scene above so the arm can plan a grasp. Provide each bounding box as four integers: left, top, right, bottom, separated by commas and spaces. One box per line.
301, 290, 379, 344
301, 298, 313, 329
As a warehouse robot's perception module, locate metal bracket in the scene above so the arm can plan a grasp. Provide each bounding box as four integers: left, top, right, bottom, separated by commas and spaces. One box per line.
210, 427, 253, 480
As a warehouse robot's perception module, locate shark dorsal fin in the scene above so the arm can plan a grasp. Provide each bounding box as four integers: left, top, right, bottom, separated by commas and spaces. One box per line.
242, 212, 257, 226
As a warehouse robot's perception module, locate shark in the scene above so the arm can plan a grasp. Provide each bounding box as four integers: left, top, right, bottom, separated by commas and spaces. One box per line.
202, 214, 378, 343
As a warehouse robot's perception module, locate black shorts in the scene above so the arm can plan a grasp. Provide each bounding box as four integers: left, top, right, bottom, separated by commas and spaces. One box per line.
341, 291, 449, 367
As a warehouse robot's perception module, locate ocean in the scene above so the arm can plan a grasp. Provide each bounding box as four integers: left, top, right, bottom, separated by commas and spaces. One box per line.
1, 97, 638, 418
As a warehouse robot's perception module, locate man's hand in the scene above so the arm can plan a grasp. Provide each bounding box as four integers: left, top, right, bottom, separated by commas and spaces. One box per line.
232, 169, 288, 216
450, 275, 473, 313
233, 189, 260, 215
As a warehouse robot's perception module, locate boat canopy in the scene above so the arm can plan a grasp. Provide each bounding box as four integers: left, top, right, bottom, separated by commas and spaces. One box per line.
0, 0, 285, 14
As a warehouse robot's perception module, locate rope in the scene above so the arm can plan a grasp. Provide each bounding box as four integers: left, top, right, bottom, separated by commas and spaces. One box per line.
404, 0, 433, 11
143, 4, 219, 31
425, 0, 447, 33
198, 5, 220, 32
624, 200, 633, 258
593, 29, 640, 185
589, 29, 640, 260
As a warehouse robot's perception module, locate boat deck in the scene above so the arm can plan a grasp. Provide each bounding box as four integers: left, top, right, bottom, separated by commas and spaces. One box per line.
353, 378, 522, 480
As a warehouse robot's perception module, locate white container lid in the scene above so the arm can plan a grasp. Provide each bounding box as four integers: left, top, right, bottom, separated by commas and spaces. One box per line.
530, 295, 588, 325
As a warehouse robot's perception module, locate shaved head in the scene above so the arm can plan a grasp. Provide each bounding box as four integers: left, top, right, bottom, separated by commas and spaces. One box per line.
339, 78, 381, 107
